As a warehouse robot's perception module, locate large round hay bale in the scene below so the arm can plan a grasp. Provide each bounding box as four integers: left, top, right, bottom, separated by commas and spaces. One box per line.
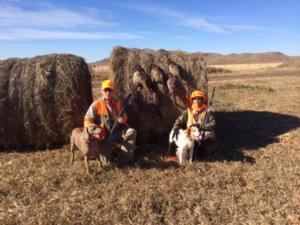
0, 54, 93, 150
110, 46, 208, 144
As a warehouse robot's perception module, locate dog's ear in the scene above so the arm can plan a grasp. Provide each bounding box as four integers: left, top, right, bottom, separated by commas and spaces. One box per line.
183, 128, 188, 136
186, 127, 191, 136
83, 127, 89, 139
93, 127, 102, 134
88, 124, 101, 135
91, 126, 101, 135
87, 124, 95, 134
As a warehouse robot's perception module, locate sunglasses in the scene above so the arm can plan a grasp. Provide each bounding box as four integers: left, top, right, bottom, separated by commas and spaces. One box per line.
192, 97, 203, 101
103, 88, 112, 92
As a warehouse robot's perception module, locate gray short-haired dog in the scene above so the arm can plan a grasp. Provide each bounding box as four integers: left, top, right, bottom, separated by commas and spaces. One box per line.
70, 124, 103, 173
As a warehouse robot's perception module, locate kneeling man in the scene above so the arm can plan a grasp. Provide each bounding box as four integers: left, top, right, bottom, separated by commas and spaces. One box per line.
84, 80, 137, 166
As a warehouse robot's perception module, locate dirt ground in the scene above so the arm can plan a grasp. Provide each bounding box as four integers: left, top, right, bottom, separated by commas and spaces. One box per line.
1, 68, 299, 225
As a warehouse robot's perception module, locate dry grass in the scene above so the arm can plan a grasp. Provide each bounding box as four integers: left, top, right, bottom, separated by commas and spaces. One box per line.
89, 65, 111, 99
91, 65, 111, 76
210, 62, 283, 72
1, 69, 300, 224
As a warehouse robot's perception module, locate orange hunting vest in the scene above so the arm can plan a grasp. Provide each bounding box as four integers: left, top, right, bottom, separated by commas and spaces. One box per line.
187, 108, 206, 127
84, 98, 127, 138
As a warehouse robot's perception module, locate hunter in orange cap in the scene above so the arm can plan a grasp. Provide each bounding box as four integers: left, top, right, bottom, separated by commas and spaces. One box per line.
189, 90, 208, 113
101, 79, 115, 91
190, 90, 206, 102
166, 89, 216, 161
84, 79, 137, 166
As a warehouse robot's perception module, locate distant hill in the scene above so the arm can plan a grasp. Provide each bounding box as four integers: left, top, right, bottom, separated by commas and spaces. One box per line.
89, 52, 298, 66
89, 58, 110, 67
201, 52, 290, 65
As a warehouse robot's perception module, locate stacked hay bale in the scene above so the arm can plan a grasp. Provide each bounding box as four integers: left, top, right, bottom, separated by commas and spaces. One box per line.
0, 54, 93, 149
110, 46, 208, 144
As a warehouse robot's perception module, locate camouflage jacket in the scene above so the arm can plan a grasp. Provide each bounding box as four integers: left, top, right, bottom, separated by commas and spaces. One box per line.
172, 108, 215, 131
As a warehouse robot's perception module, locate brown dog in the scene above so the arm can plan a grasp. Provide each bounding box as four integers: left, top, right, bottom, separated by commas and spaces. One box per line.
70, 124, 104, 173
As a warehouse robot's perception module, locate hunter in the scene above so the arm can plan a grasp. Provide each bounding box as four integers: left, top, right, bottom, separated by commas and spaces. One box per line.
168, 90, 216, 159
84, 79, 137, 166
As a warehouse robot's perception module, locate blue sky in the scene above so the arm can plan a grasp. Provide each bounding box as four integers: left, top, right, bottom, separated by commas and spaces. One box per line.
0, 0, 299, 62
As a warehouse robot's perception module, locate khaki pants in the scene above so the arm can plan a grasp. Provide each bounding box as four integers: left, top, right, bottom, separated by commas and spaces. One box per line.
118, 128, 137, 161
193, 130, 216, 158
202, 130, 216, 154
97, 140, 113, 166
98, 128, 137, 165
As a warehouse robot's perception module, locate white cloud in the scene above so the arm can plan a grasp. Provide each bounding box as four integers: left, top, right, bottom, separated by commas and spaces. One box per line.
181, 18, 224, 33
0, 4, 115, 28
221, 24, 263, 32
125, 5, 225, 33
0, 34, 14, 40
174, 35, 196, 41
0, 28, 142, 40
126, 4, 290, 34
0, 2, 143, 40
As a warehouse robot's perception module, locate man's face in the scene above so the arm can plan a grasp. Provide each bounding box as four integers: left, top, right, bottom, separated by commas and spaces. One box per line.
192, 97, 204, 105
102, 88, 113, 100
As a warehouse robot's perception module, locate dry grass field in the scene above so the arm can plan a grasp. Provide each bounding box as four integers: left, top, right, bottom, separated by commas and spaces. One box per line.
209, 62, 283, 72
90, 65, 111, 99
91, 64, 111, 76
1, 68, 300, 224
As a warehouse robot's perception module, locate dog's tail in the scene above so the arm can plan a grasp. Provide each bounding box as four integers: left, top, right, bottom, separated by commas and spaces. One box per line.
165, 142, 172, 156
165, 129, 175, 157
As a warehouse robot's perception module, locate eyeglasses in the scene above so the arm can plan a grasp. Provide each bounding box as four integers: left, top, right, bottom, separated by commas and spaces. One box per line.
192, 97, 203, 101
103, 88, 112, 93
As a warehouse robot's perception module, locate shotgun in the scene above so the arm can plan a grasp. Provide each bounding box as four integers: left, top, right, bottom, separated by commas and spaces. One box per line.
109, 93, 132, 142
199, 87, 215, 140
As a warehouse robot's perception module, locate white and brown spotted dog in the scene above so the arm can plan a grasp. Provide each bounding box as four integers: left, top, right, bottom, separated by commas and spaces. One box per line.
70, 124, 104, 173
169, 125, 201, 165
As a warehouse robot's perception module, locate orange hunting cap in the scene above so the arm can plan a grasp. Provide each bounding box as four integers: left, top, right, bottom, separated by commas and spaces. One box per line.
189, 90, 206, 102
101, 80, 114, 90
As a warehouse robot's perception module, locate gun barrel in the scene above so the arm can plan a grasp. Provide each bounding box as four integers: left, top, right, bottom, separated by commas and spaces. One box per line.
109, 93, 132, 142
199, 87, 215, 139
208, 87, 216, 106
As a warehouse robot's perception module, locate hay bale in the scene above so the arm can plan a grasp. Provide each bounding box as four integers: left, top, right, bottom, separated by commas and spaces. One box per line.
0, 54, 93, 150
110, 46, 208, 144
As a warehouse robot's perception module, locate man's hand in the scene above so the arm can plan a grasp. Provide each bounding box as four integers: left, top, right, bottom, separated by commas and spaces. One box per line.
117, 117, 124, 124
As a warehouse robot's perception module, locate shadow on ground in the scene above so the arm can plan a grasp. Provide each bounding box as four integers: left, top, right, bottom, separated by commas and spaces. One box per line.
2, 111, 299, 168
134, 144, 179, 169
136, 110, 300, 167
207, 110, 300, 162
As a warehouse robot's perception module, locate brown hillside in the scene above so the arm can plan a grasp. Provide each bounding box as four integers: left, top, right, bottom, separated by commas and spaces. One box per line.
201, 52, 290, 65
89, 58, 110, 67
91, 52, 294, 66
